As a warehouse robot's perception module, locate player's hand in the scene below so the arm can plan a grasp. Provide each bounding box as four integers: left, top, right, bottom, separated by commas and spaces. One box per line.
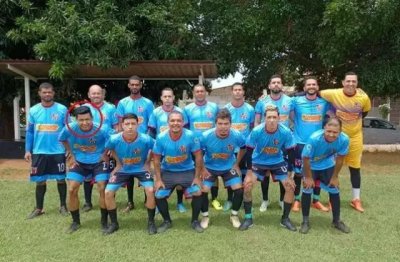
24, 152, 32, 163
200, 168, 211, 180
283, 177, 296, 191
106, 150, 112, 157
303, 176, 314, 189
192, 176, 202, 188
288, 171, 295, 179
232, 164, 242, 176
329, 176, 339, 188
155, 180, 165, 191
68, 155, 79, 168
111, 165, 121, 177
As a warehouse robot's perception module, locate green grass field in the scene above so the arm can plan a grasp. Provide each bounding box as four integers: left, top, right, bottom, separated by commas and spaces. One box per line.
1, 154, 399, 262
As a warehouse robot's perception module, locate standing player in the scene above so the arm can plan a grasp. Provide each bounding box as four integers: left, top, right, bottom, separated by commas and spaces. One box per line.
224, 82, 255, 211
320, 72, 371, 212
254, 75, 293, 212
116, 75, 154, 213
148, 87, 188, 213
184, 84, 221, 210
82, 85, 118, 212
240, 105, 297, 231
291, 77, 331, 212
24, 82, 68, 218
104, 114, 157, 235
300, 117, 350, 233
59, 106, 111, 233
153, 111, 204, 233
200, 109, 246, 229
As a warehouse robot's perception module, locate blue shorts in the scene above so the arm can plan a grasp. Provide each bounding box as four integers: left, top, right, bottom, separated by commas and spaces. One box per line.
67, 161, 109, 184
302, 166, 339, 194
155, 169, 201, 199
294, 144, 305, 175
106, 171, 154, 191
252, 162, 288, 182
30, 154, 66, 182
203, 168, 242, 188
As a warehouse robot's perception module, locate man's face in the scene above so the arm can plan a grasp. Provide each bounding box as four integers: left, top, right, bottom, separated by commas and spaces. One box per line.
265, 110, 279, 129
342, 75, 358, 96
232, 85, 244, 100
128, 79, 142, 95
168, 113, 183, 133
161, 90, 174, 106
88, 86, 104, 104
216, 118, 231, 137
324, 123, 340, 142
268, 77, 283, 94
122, 118, 138, 135
76, 113, 93, 132
38, 88, 55, 103
194, 86, 207, 102
303, 79, 319, 95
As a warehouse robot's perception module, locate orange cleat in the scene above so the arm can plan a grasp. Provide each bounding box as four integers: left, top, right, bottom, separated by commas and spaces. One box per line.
292, 201, 301, 212
350, 199, 364, 213
311, 201, 329, 212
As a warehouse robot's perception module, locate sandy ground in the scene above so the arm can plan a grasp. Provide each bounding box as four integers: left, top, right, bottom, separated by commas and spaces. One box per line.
1, 152, 399, 181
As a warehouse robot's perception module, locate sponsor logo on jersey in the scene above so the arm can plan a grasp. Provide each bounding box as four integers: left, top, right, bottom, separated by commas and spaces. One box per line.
211, 153, 230, 160
263, 147, 279, 154
73, 144, 97, 152
165, 155, 187, 164
123, 157, 141, 164
301, 114, 322, 122
231, 123, 247, 131
36, 124, 59, 132
193, 122, 213, 130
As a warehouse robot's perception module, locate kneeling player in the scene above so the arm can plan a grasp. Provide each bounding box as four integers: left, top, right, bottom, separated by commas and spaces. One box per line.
300, 117, 350, 234
240, 105, 297, 231
200, 109, 245, 229
104, 114, 156, 235
59, 106, 111, 233
153, 111, 204, 233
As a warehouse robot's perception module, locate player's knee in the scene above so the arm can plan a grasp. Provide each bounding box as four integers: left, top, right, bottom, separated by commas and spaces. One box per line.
145, 187, 154, 196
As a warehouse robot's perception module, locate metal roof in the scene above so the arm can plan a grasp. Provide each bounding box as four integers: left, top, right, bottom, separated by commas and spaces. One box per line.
0, 59, 218, 80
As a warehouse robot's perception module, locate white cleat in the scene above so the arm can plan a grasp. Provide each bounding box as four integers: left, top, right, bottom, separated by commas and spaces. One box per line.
259, 200, 270, 212
200, 216, 210, 229
230, 215, 241, 228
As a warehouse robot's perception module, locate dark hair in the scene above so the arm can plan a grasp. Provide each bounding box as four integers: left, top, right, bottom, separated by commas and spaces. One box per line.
216, 108, 231, 123
193, 84, 205, 91
161, 87, 174, 95
344, 71, 357, 79
129, 75, 142, 82
168, 110, 184, 121
303, 76, 318, 85
38, 82, 54, 91
122, 113, 138, 122
73, 106, 92, 118
269, 74, 283, 84
324, 116, 342, 129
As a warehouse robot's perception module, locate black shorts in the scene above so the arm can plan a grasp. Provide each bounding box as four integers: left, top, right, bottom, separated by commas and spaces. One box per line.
203, 168, 242, 188
106, 171, 154, 191
30, 154, 66, 182
67, 161, 109, 183
155, 169, 201, 198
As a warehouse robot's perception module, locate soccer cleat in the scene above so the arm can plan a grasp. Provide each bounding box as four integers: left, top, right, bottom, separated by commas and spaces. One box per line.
157, 220, 172, 234
103, 223, 119, 235
280, 218, 297, 232
59, 206, 69, 217
101, 222, 109, 233
191, 220, 204, 233
223, 201, 233, 212
82, 203, 93, 213
292, 201, 301, 212
239, 218, 253, 231
27, 208, 45, 219
230, 215, 241, 228
312, 201, 329, 212
259, 200, 270, 212
122, 202, 134, 213
211, 199, 223, 210
299, 221, 310, 234
332, 221, 350, 233
279, 200, 284, 211
350, 199, 364, 213
176, 203, 187, 213
155, 207, 159, 215
66, 222, 81, 234
200, 216, 210, 229
148, 221, 157, 235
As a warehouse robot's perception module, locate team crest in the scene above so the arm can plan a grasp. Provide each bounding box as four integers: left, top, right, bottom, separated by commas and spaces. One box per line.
89, 137, 96, 144
133, 148, 141, 155
51, 113, 59, 121
227, 144, 234, 151
282, 105, 288, 111
316, 104, 322, 111
31, 167, 38, 175
273, 139, 279, 145
354, 102, 362, 110
138, 106, 144, 113
206, 111, 213, 118
240, 113, 247, 120
180, 145, 187, 153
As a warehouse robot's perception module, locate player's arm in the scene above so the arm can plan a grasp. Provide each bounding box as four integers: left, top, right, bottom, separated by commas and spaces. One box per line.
330, 155, 345, 187
24, 123, 34, 162
144, 150, 152, 173
153, 153, 164, 190
286, 147, 295, 175
110, 149, 122, 176
193, 150, 204, 187
302, 157, 314, 189
61, 140, 78, 167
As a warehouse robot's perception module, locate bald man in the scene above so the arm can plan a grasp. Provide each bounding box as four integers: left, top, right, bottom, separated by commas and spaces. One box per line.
82, 85, 118, 212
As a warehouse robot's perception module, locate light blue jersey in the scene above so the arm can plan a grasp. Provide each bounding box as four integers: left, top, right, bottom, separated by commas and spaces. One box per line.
246, 123, 295, 165
25, 102, 67, 154
184, 101, 218, 137
106, 133, 154, 173
85, 102, 118, 131
59, 123, 111, 164
116, 96, 154, 133
201, 128, 245, 171
152, 129, 201, 172
255, 94, 293, 127
302, 129, 349, 170
148, 106, 188, 135
224, 102, 255, 137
